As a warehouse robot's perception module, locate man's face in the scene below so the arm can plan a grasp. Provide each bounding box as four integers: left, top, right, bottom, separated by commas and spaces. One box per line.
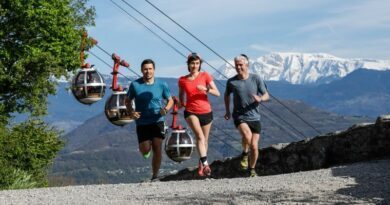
141, 63, 155, 80
235, 59, 248, 76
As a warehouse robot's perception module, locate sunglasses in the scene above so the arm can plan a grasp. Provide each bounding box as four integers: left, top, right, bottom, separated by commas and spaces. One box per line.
188, 52, 200, 59
240, 54, 249, 60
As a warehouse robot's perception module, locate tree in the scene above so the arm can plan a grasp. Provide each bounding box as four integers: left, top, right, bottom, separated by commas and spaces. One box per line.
0, 0, 95, 189
0, 0, 95, 123
0, 119, 64, 189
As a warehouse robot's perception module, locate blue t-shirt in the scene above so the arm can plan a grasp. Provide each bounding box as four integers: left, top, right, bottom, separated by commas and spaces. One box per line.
127, 78, 171, 125
225, 74, 268, 121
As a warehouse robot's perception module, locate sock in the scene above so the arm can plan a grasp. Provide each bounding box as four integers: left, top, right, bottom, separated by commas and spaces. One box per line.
200, 156, 208, 166
242, 151, 249, 156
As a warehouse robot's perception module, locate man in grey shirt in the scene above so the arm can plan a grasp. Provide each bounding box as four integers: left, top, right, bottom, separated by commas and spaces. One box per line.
224, 54, 270, 177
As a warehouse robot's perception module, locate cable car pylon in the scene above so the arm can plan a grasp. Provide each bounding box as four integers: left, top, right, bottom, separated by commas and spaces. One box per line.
104, 53, 134, 126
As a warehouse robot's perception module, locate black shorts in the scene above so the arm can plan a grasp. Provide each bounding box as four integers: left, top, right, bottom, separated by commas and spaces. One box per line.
234, 120, 261, 134
184, 111, 213, 126
136, 121, 166, 143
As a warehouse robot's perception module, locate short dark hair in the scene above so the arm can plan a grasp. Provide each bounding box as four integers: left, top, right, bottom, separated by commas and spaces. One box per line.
186, 52, 202, 71
141, 59, 155, 69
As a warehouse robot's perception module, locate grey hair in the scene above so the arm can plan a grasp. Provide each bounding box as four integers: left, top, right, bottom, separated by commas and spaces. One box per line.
234, 55, 249, 65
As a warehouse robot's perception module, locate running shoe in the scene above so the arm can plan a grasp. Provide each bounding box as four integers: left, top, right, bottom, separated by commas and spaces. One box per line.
203, 165, 211, 176
240, 155, 248, 170
249, 169, 257, 177
143, 151, 151, 159
150, 175, 159, 182
198, 162, 204, 176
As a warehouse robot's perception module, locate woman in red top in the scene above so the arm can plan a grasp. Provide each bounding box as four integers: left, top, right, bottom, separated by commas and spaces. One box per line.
178, 53, 220, 177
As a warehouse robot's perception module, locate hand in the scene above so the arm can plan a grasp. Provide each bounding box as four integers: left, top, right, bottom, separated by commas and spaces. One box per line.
252, 94, 262, 103
224, 112, 231, 120
130, 111, 141, 119
160, 107, 168, 116
196, 85, 208, 92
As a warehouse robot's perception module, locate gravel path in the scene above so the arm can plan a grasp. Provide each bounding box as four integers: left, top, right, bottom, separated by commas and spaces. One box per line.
1, 159, 389, 204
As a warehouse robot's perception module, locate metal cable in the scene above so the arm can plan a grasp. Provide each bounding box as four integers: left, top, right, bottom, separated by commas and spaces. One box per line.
118, 0, 228, 80
110, 0, 186, 59
144, 0, 321, 136
260, 104, 305, 140
108, 0, 308, 145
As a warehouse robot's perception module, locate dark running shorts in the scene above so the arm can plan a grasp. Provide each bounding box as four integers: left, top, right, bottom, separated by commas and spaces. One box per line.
136, 121, 166, 143
184, 111, 213, 126
234, 120, 261, 134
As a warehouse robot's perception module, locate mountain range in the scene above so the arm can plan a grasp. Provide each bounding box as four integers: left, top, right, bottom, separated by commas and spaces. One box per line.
214, 52, 390, 84
269, 69, 390, 117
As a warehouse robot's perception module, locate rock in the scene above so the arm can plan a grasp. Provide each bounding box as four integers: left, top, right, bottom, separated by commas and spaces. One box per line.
161, 115, 390, 181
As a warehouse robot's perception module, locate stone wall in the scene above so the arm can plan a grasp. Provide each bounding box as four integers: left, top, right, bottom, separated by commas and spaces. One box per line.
161, 115, 390, 181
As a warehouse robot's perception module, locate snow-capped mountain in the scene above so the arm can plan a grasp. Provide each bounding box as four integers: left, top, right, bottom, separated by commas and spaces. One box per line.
214, 52, 390, 84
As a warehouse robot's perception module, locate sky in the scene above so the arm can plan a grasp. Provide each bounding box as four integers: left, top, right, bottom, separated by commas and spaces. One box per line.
86, 0, 390, 78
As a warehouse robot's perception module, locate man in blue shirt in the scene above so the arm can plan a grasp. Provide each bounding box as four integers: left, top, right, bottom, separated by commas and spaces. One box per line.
126, 59, 173, 180
224, 54, 270, 177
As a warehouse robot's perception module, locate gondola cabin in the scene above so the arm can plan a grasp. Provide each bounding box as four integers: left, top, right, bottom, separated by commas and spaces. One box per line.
165, 129, 196, 162
104, 90, 133, 126
71, 67, 106, 105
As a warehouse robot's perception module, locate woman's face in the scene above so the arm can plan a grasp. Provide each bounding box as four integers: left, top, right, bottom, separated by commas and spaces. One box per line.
188, 59, 201, 73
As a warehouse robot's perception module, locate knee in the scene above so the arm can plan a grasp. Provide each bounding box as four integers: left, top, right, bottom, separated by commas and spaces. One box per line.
196, 134, 206, 142
139, 145, 151, 154
242, 133, 252, 142
251, 135, 260, 150
250, 143, 258, 151
240, 128, 252, 137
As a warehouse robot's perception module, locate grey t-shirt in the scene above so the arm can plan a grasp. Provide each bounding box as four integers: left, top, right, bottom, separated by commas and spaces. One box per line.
225, 73, 268, 121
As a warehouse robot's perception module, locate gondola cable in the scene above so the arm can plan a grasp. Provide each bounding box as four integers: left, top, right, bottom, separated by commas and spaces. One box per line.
143, 0, 322, 136
114, 0, 228, 85
109, 0, 309, 143
114, 0, 311, 138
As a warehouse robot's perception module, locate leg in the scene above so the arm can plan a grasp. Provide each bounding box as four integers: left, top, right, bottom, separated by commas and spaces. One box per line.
237, 123, 253, 153
249, 133, 260, 169
139, 141, 152, 156
151, 137, 163, 178
241, 137, 249, 153
137, 124, 152, 156
186, 115, 207, 157
237, 123, 252, 170
200, 122, 212, 154
186, 115, 211, 176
